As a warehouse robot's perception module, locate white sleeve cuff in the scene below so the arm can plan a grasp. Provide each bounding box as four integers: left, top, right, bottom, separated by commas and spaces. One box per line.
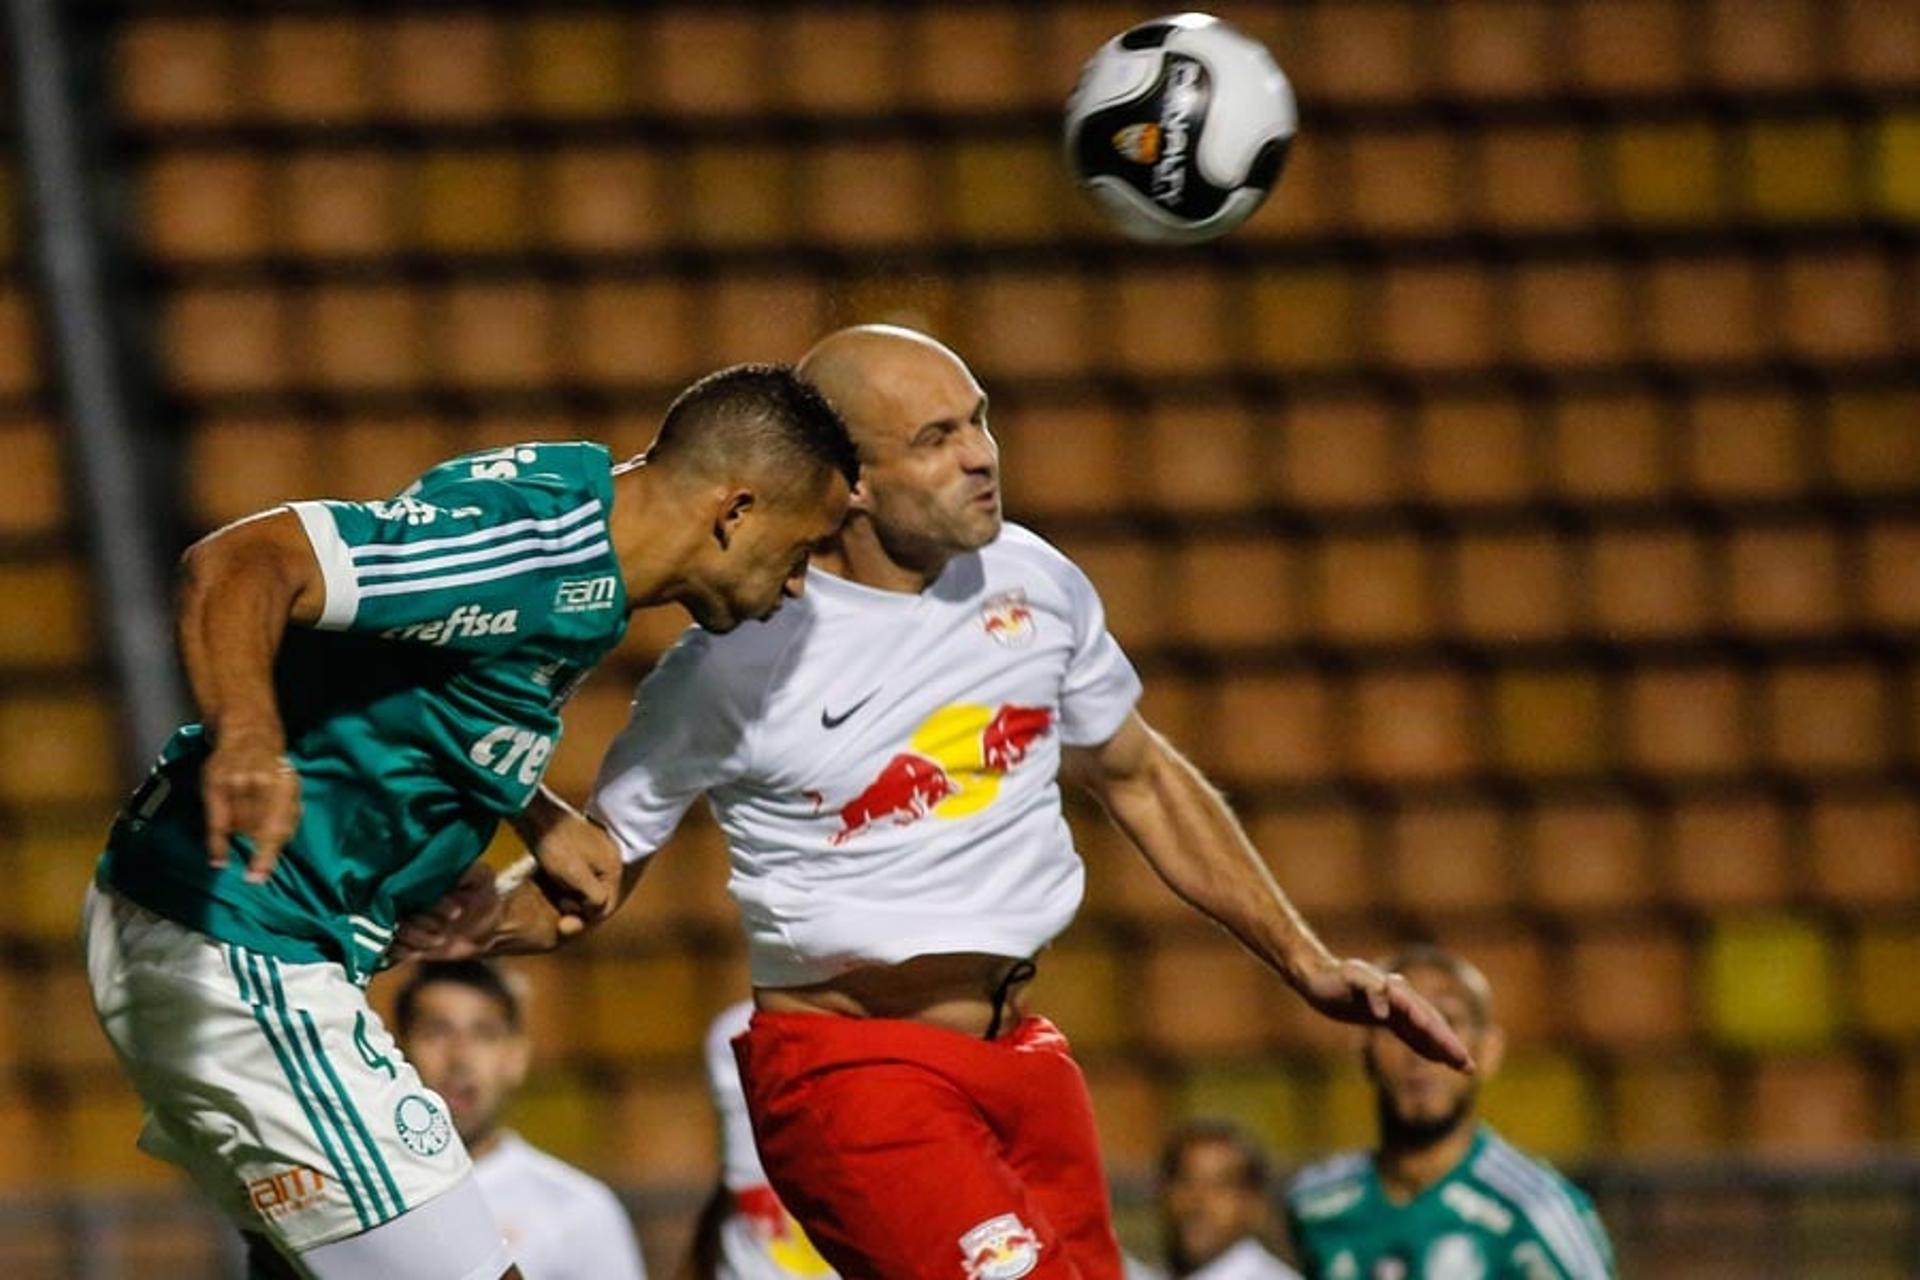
286, 501, 359, 629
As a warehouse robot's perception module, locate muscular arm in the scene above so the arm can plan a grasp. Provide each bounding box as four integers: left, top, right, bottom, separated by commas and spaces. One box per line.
176, 508, 328, 881
1066, 712, 1473, 1070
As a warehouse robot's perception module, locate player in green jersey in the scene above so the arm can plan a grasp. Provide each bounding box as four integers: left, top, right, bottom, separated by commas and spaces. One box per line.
85, 365, 857, 1280
1285, 947, 1614, 1280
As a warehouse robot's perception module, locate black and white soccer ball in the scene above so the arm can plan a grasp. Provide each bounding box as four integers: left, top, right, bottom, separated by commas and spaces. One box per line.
1064, 12, 1297, 244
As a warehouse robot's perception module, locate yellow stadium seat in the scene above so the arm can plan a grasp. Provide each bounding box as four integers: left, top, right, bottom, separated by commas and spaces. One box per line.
1568, 925, 1693, 1048
521, 15, 630, 118
255, 17, 375, 123
1864, 519, 1920, 629
1349, 671, 1475, 783
506, 1070, 604, 1171
1141, 935, 1277, 1056
1645, 256, 1765, 364
1316, 1065, 1378, 1154
1478, 1050, 1597, 1160
540, 149, 667, 254
1413, 393, 1534, 508
1569, 0, 1697, 97
909, 8, 1037, 112
304, 285, 426, 393
1586, 528, 1709, 639
14, 815, 111, 943
1281, 393, 1401, 511
958, 271, 1094, 380
1826, 390, 1920, 495
801, 142, 935, 247
1525, 795, 1656, 917
682, 144, 794, 249
704, 275, 825, 368
1384, 802, 1514, 920
0, 422, 66, 539
607, 1072, 715, 1189
1511, 259, 1632, 369
1112, 268, 1231, 378
1608, 121, 1725, 225
1302, 1, 1422, 104
59, 1092, 181, 1190
1747, 1056, 1878, 1155
0, 694, 117, 806
387, 14, 508, 121
1449, 531, 1572, 643
0, 1090, 53, 1193
1850, 926, 1920, 1041
1245, 267, 1360, 372
1440, 1, 1556, 100
142, 151, 269, 262
1316, 533, 1433, 644
436, 282, 557, 390
1744, 119, 1859, 222
1781, 250, 1900, 362
1494, 670, 1606, 777
1377, 264, 1497, 372
25, 966, 117, 1074
1704, 0, 1822, 90
566, 281, 700, 386
778, 9, 903, 115
1474, 126, 1595, 232
166, 287, 292, 395
1347, 130, 1462, 235
1684, 386, 1806, 500
116, 19, 239, 124
583, 955, 703, 1061
0, 559, 94, 671
1729, 525, 1843, 637
1210, 673, 1333, 786
1167, 535, 1296, 651
948, 140, 1068, 244
278, 152, 401, 259
1872, 112, 1920, 218
1809, 794, 1920, 909
1671, 797, 1793, 911
1180, 1065, 1308, 1156
1082, 1062, 1164, 1175
1245, 804, 1374, 918
1625, 666, 1748, 777
413, 151, 529, 254
1029, 938, 1130, 1053
1764, 662, 1888, 774
1611, 1056, 1728, 1154
1138, 399, 1263, 516
997, 402, 1130, 519
1049, 533, 1165, 652
1705, 915, 1836, 1050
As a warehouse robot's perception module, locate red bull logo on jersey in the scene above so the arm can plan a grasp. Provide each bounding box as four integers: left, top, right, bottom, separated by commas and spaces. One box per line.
980, 590, 1037, 649
959, 1213, 1041, 1280
832, 702, 1054, 845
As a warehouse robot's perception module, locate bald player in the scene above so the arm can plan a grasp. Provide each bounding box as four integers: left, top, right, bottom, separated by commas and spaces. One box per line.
402, 327, 1471, 1280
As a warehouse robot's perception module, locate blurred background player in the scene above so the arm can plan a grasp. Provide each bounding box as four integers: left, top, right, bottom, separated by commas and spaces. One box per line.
85, 367, 856, 1280
1284, 947, 1614, 1280
400, 325, 1471, 1280
393, 961, 646, 1280
1141, 1121, 1299, 1280
681, 1001, 834, 1280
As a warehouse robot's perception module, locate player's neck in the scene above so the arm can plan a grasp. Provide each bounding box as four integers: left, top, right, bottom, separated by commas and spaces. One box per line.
1375, 1116, 1478, 1204
815, 516, 952, 595
605, 461, 716, 607
465, 1125, 508, 1162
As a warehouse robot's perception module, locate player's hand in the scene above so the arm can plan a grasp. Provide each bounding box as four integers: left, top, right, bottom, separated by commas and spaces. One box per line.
391, 862, 502, 962
203, 729, 301, 884
1294, 956, 1476, 1073
530, 819, 622, 929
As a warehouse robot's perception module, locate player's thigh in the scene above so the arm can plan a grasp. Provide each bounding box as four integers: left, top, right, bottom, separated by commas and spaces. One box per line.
752, 1061, 1081, 1280
1003, 1044, 1124, 1280
297, 1173, 514, 1280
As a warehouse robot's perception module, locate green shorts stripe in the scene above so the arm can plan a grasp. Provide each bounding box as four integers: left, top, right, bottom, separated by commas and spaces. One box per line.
296, 1001, 407, 1216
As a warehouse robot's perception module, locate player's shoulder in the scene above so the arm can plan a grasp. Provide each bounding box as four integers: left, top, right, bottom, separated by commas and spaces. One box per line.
1467, 1131, 1611, 1277
1284, 1150, 1371, 1223
986, 522, 1075, 576
408, 441, 615, 511
982, 522, 1102, 607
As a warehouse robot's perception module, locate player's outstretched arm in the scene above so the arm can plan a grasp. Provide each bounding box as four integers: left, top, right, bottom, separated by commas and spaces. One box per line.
177, 509, 329, 883
1065, 712, 1474, 1073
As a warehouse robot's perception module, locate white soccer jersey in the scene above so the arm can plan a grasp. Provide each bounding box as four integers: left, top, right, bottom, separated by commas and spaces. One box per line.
589, 523, 1143, 986
1185, 1239, 1303, 1280
472, 1131, 647, 1280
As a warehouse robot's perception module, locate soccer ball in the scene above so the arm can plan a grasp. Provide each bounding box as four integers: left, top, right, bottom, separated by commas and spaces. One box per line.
1063, 12, 1297, 244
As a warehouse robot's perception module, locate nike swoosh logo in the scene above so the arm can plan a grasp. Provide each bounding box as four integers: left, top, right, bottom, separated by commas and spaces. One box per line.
821, 690, 880, 730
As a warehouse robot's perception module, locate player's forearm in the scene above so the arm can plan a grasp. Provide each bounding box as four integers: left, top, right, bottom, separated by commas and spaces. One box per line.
176, 518, 313, 744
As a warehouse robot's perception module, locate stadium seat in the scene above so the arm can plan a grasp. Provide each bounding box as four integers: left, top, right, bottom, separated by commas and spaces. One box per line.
1440, 1, 1558, 100
1474, 125, 1596, 232
1850, 925, 1920, 1041
1238, 128, 1335, 239
102, 1215, 227, 1276
0, 1091, 53, 1193
1670, 796, 1794, 910
647, 11, 770, 116
1456, 932, 1557, 1045
386, 13, 509, 120
1612, 1056, 1730, 1154
1280, 393, 1401, 511
1840, 0, 1920, 86
142, 152, 269, 262
1349, 671, 1475, 782
683, 145, 794, 249
1478, 1049, 1597, 1159
414, 151, 530, 254
1139, 398, 1268, 515
1207, 672, 1333, 785
435, 282, 557, 390
1684, 386, 1808, 501
1743, 119, 1860, 223
1809, 793, 1920, 909
1028, 938, 1130, 1052
1083, 804, 1191, 929
520, 14, 630, 118
551, 682, 640, 799
1383, 800, 1515, 919
1244, 803, 1375, 918
278, 152, 401, 259
1347, 130, 1463, 235
582, 954, 703, 1061
0, 560, 93, 671
1728, 525, 1843, 637
614, 819, 736, 937
1569, 0, 1698, 96
492, 954, 576, 1072
1781, 251, 1900, 362
1180, 1064, 1308, 1157
1081, 1062, 1164, 1173
1053, 533, 1165, 651
304, 284, 426, 392
1315, 532, 1433, 643
1494, 669, 1607, 777
1525, 795, 1657, 916
803, 142, 935, 247
1112, 268, 1232, 377
1586, 528, 1711, 639
1137, 671, 1209, 763
1412, 393, 1535, 509
328, 417, 460, 500
1608, 122, 1725, 226
1315, 1063, 1380, 1155
778, 9, 903, 115
1302, 1, 1423, 104
1166, 535, 1296, 650
1549, 389, 1672, 503
60, 1093, 179, 1189
116, 19, 239, 124
1875, 112, 1920, 218
26, 966, 118, 1074
1704, 915, 1836, 1049
1449, 530, 1573, 643
959, 271, 1095, 379
1863, 518, 1920, 629
0, 694, 118, 806
948, 140, 1068, 243
997, 401, 1131, 517
506, 1070, 604, 1171
1825, 390, 1920, 496
0, 421, 66, 539
1625, 666, 1749, 777
1378, 264, 1498, 372
1510, 260, 1633, 368
1567, 925, 1693, 1047
607, 1072, 716, 1188
1245, 267, 1360, 371
1747, 1056, 1879, 1155
166, 287, 293, 394
0, 292, 38, 399
1704, 0, 1823, 90
541, 149, 668, 254
703, 275, 825, 367
908, 7, 1036, 112
1763, 662, 1888, 775
255, 17, 375, 123
567, 281, 701, 386
1645, 256, 1765, 365
13, 815, 114, 944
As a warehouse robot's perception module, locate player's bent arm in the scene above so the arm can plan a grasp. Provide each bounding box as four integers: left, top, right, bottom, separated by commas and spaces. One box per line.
1065, 712, 1475, 1072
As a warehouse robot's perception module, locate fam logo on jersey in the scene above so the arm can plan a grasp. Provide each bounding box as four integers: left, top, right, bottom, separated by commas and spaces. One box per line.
828, 703, 1054, 845
382, 604, 520, 645
1424, 1234, 1487, 1280
980, 589, 1037, 649
247, 1165, 328, 1221
1112, 122, 1163, 164
959, 1213, 1041, 1280
554, 574, 619, 615
393, 1094, 452, 1157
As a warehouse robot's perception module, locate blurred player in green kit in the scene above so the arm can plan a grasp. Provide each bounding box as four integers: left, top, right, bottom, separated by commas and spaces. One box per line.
1285, 947, 1614, 1280
84, 365, 857, 1280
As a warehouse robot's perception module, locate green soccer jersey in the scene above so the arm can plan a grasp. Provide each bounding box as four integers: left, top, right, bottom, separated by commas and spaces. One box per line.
1285, 1128, 1614, 1280
99, 442, 631, 983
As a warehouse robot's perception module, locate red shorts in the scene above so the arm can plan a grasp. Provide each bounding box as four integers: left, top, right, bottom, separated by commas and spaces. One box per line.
734, 1011, 1124, 1280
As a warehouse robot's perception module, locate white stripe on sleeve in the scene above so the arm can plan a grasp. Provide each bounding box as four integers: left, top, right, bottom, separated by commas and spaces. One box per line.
355, 540, 611, 599
287, 502, 361, 629
353, 517, 607, 581
348, 499, 603, 562
1475, 1144, 1610, 1279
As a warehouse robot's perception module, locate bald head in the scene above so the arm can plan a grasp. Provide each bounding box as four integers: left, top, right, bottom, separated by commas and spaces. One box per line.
797, 326, 981, 456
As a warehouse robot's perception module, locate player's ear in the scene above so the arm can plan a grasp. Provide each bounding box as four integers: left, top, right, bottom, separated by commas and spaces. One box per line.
713, 489, 755, 550
506, 1031, 531, 1088
846, 466, 875, 515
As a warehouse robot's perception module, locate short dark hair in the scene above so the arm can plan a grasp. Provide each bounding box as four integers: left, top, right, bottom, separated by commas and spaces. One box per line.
392, 960, 522, 1038
650, 362, 860, 495
1161, 1118, 1270, 1192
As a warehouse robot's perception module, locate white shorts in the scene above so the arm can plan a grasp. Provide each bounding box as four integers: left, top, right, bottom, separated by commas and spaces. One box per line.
84, 884, 513, 1277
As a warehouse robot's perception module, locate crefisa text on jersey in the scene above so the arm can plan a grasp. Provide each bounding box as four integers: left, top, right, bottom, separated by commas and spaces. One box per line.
381, 604, 520, 645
